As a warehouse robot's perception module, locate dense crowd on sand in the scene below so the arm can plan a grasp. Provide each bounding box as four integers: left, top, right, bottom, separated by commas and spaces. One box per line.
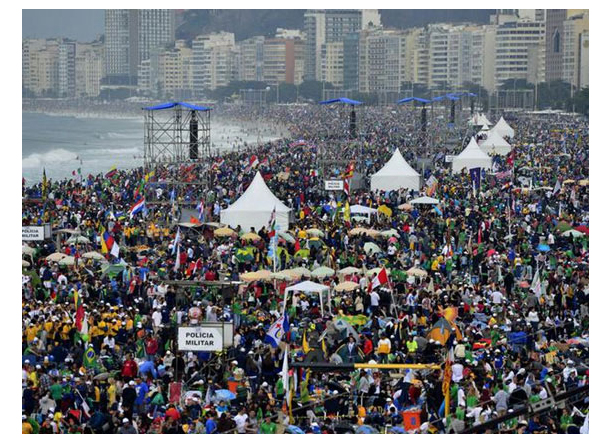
22, 103, 588, 434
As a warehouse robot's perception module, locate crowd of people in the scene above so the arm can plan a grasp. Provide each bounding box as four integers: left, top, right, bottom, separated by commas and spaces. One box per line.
22, 102, 588, 434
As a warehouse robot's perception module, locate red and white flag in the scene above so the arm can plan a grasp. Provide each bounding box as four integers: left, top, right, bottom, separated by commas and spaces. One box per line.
249, 155, 260, 169
368, 267, 389, 292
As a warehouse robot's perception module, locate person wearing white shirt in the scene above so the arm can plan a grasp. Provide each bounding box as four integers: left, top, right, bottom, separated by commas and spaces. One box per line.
491, 290, 504, 304
151, 309, 162, 329
234, 409, 249, 433
102, 335, 115, 350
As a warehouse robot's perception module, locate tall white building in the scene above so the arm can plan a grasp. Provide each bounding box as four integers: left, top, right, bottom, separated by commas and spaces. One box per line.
494, 20, 545, 87
563, 10, 589, 90
75, 42, 105, 97
192, 32, 237, 93
321, 41, 344, 87
358, 28, 406, 93
58, 40, 76, 97
237, 36, 265, 82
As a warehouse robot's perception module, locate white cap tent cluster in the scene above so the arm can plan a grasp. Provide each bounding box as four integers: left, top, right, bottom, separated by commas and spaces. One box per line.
220, 172, 291, 232
479, 130, 512, 156
469, 113, 492, 126
370, 148, 420, 192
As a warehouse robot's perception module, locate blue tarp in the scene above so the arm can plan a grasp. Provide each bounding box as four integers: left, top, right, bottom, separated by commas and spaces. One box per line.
397, 97, 431, 104
143, 102, 212, 111
319, 97, 363, 105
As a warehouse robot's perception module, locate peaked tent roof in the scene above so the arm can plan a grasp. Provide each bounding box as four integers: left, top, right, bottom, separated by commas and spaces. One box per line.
371, 149, 420, 192
373, 149, 420, 177
480, 130, 512, 155
480, 124, 490, 132
285, 280, 330, 293
410, 196, 440, 205
223, 172, 290, 213
469, 113, 492, 126
452, 137, 493, 173
491, 116, 515, 138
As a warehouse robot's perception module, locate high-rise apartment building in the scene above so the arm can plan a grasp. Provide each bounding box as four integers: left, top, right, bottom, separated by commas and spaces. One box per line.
343, 33, 360, 92
321, 41, 344, 87
263, 38, 305, 86
494, 20, 545, 87
545, 9, 567, 82
75, 42, 105, 97
304, 9, 361, 81
563, 10, 589, 91
23, 39, 59, 96
192, 32, 237, 93
237, 36, 265, 82
104, 9, 175, 83
358, 28, 406, 93
58, 40, 76, 97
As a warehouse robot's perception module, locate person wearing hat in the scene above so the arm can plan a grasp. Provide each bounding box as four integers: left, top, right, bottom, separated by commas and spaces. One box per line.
118, 417, 138, 434
259, 413, 276, 434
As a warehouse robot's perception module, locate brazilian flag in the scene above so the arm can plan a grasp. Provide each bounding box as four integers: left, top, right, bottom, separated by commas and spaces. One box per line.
83, 346, 98, 369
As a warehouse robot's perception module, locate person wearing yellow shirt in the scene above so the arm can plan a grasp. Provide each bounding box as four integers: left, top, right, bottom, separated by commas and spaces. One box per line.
22, 416, 33, 434
125, 318, 134, 331
406, 338, 418, 359
107, 379, 117, 404
25, 324, 38, 344
60, 323, 71, 342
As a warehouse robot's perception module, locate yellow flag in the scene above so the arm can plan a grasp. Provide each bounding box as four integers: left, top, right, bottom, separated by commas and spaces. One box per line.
302, 330, 310, 354
321, 338, 328, 358
344, 201, 351, 223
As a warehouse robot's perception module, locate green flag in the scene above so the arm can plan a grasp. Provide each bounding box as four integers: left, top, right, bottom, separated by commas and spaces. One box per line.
83, 346, 97, 369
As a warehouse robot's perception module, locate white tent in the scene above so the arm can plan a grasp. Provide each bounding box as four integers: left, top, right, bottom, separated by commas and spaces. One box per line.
452, 137, 493, 173
480, 130, 512, 155
350, 205, 378, 215
220, 172, 291, 232
491, 116, 515, 139
469, 113, 492, 126
370, 148, 420, 192
284, 280, 330, 315
479, 124, 490, 132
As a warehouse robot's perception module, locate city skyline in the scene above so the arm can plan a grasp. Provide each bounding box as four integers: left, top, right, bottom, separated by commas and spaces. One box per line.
22, 9, 588, 107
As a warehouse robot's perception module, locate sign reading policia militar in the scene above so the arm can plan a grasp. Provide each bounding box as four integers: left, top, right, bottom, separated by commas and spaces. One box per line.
178, 326, 224, 352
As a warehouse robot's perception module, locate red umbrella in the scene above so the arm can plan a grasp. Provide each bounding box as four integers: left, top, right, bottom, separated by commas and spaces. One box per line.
575, 225, 589, 235
519, 281, 530, 288
487, 249, 497, 257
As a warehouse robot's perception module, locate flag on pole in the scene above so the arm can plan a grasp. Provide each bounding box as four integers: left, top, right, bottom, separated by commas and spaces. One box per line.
42, 168, 48, 200
343, 178, 350, 197
531, 268, 542, 298
105, 166, 117, 179
129, 198, 146, 219
302, 330, 310, 354
110, 241, 120, 259
368, 267, 389, 292
281, 345, 290, 407
470, 167, 481, 196
99, 225, 109, 254
83, 345, 97, 369
344, 201, 351, 224
265, 312, 289, 348
74, 289, 84, 332
553, 179, 562, 196
174, 244, 181, 272
196, 200, 205, 222
172, 227, 181, 255
102, 229, 115, 253
268, 207, 277, 238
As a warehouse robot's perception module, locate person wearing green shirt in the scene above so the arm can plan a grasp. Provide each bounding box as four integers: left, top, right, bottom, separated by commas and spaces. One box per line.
259, 415, 276, 434
49, 381, 63, 401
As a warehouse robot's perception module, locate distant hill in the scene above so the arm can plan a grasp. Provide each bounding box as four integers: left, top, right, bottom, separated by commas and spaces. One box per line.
176, 9, 495, 41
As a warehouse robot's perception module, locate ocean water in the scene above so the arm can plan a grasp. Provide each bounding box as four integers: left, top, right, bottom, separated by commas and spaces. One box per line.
22, 112, 283, 184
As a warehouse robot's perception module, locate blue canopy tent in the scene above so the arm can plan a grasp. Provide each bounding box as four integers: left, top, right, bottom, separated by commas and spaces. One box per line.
397, 96, 431, 104
143, 101, 212, 111
319, 97, 363, 106
319, 97, 363, 138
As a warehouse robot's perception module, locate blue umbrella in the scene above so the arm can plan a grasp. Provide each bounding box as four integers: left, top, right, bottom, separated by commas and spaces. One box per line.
212, 389, 236, 401
537, 243, 551, 252
389, 426, 407, 434
286, 425, 305, 434
357, 425, 379, 434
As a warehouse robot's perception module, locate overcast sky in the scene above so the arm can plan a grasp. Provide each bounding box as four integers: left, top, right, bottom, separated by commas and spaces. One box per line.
22, 10, 104, 41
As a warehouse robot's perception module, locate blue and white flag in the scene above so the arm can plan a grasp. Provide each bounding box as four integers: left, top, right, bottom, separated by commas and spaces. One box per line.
265, 312, 289, 348
171, 227, 181, 255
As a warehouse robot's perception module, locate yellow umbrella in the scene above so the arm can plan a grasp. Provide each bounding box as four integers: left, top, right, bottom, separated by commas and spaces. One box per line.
349, 227, 369, 236
214, 227, 237, 237
240, 270, 272, 282
377, 205, 392, 217
82, 251, 105, 261
241, 232, 262, 241
398, 203, 413, 211
334, 281, 360, 292
578, 179, 589, 186
270, 272, 294, 281
22, 260, 30, 267
563, 179, 575, 185
278, 269, 302, 280
365, 229, 382, 238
